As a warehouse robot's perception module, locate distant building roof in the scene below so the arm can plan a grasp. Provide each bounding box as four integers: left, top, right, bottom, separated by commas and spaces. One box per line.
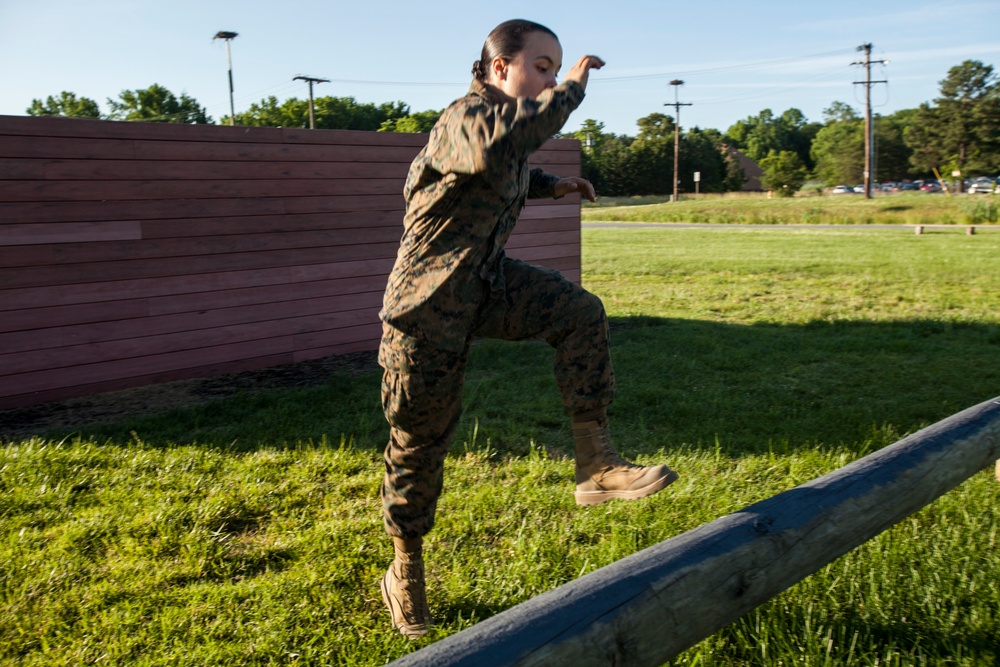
722, 145, 764, 191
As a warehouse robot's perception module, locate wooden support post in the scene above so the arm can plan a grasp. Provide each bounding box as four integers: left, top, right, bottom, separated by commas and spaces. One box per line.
967, 226, 976, 236
389, 396, 1000, 667
915, 225, 923, 235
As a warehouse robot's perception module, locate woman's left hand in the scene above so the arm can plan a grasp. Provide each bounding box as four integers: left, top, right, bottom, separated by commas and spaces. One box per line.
555, 176, 597, 202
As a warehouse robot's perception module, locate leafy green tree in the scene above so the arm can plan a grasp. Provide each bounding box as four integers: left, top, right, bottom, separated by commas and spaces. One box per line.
811, 119, 864, 185
680, 127, 730, 193
107, 84, 210, 123
812, 102, 917, 184
905, 60, 1000, 175
724, 108, 817, 168
759, 150, 807, 196
27, 91, 101, 118
570, 116, 738, 196
873, 111, 916, 181
583, 134, 638, 196
822, 101, 860, 124
232, 95, 409, 130
629, 124, 673, 194
569, 119, 608, 192
379, 109, 442, 133
635, 113, 675, 142
231, 96, 291, 127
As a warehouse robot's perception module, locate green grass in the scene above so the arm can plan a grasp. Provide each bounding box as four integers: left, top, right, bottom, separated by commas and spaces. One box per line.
582, 192, 1000, 225
2, 227, 1000, 665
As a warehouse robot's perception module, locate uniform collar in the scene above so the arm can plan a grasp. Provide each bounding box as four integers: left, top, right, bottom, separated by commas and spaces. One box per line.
469, 78, 505, 106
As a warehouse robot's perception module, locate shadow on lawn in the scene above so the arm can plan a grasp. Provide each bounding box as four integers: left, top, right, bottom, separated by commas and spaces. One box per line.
3, 316, 998, 454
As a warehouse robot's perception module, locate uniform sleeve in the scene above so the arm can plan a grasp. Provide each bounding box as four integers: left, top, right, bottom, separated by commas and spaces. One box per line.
427, 81, 585, 176
527, 168, 561, 199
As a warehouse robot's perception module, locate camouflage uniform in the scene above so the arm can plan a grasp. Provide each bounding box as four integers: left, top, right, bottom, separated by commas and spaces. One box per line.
379, 78, 614, 539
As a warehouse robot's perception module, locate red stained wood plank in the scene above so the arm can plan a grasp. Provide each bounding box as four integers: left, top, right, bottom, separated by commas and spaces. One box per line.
510, 216, 581, 233
0, 116, 577, 410
504, 230, 580, 249
0, 286, 385, 352
0, 351, 296, 410
0, 221, 142, 245
0, 178, 404, 203
0, 305, 383, 378
31, 158, 412, 181
0, 336, 299, 398
0, 158, 44, 179
0, 115, 432, 146
0, 194, 406, 224
140, 211, 404, 239
0, 115, 286, 143
519, 203, 580, 218
291, 334, 381, 364
507, 243, 580, 262
293, 320, 382, 352
0, 225, 405, 268
0, 241, 402, 290
0, 273, 383, 335
0, 258, 397, 312
0, 134, 424, 163
0, 291, 385, 362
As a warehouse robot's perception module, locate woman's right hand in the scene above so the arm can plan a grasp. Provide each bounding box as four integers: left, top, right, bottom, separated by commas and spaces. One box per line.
564, 55, 606, 92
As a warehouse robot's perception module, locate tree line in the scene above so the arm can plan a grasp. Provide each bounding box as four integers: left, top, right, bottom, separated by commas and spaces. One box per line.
26, 60, 999, 196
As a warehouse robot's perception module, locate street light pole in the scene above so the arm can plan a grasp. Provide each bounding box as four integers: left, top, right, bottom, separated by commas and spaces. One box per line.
665, 80, 691, 203
214, 31, 238, 126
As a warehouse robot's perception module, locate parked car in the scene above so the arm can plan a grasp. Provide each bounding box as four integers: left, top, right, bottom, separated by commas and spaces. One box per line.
901, 182, 920, 191
920, 181, 942, 193
831, 185, 854, 194
968, 178, 996, 194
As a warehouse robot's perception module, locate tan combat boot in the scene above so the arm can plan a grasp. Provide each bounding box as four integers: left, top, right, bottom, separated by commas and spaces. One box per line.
573, 419, 678, 506
380, 537, 432, 639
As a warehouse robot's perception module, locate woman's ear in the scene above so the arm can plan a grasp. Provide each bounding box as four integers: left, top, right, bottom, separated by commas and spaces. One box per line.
491, 56, 508, 82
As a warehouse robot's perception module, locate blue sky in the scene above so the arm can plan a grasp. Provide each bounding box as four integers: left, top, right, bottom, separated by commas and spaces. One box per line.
2, 0, 998, 136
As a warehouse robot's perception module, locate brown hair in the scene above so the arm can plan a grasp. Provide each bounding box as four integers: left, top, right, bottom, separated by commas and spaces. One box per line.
471, 19, 558, 81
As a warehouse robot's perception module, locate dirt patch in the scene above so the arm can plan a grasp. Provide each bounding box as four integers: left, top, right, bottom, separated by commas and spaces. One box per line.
0, 351, 380, 441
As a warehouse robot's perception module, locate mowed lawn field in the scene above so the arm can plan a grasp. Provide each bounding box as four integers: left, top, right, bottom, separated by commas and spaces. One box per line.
2, 219, 999, 666
582, 191, 1000, 226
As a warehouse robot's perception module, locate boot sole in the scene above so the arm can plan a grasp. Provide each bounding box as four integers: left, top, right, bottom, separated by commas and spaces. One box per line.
380, 569, 431, 639
575, 469, 679, 506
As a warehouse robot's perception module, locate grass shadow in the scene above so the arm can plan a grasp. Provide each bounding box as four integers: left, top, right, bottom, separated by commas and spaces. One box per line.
3, 316, 998, 456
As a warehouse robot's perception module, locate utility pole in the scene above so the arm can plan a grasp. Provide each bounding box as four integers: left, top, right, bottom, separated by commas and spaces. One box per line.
214, 31, 238, 126
665, 80, 692, 203
293, 75, 330, 129
851, 44, 888, 199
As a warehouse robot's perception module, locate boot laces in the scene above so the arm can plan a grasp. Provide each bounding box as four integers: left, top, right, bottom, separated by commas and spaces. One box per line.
594, 429, 640, 470
602, 446, 639, 469
395, 558, 429, 620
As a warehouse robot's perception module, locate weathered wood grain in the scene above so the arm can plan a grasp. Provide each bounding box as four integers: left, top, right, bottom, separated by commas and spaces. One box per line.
0, 115, 582, 409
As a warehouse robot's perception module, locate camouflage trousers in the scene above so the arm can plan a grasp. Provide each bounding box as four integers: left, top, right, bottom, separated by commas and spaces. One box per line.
379, 257, 615, 538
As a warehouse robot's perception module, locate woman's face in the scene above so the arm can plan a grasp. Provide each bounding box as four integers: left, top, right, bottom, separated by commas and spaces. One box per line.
490, 31, 563, 101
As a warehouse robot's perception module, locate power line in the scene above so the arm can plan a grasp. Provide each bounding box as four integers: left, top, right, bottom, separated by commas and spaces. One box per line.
597, 48, 856, 82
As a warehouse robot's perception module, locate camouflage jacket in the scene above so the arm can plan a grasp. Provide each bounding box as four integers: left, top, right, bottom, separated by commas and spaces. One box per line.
380, 78, 585, 353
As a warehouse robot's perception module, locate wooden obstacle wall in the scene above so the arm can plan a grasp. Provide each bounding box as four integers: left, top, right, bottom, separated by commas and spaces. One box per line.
0, 115, 582, 410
